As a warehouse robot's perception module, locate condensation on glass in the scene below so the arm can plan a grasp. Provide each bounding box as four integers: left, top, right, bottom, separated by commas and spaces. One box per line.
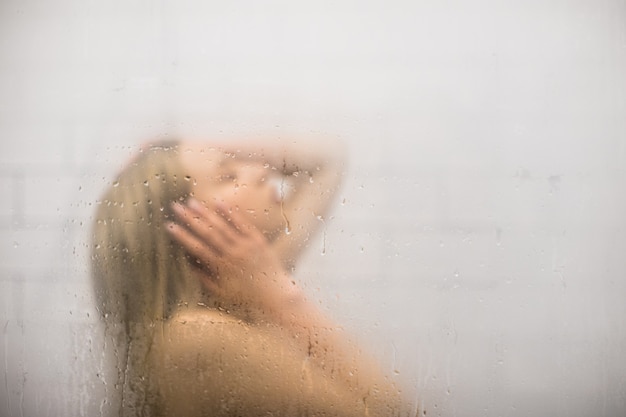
1, 2, 625, 417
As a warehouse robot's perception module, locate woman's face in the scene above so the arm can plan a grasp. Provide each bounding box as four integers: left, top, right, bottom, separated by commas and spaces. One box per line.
180, 142, 285, 235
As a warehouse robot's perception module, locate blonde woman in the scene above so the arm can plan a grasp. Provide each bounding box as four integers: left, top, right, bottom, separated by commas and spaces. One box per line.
92, 138, 410, 416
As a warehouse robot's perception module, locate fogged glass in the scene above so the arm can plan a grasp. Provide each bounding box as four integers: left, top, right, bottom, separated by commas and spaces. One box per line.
1, 1, 625, 416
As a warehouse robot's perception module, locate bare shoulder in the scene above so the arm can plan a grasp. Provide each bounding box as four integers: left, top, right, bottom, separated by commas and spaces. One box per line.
167, 307, 242, 329
158, 308, 266, 363
153, 309, 263, 416
160, 308, 286, 350
151, 309, 366, 417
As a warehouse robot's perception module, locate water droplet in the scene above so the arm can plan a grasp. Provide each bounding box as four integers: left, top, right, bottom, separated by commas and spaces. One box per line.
184, 175, 191, 181
143, 180, 149, 186
113, 181, 120, 187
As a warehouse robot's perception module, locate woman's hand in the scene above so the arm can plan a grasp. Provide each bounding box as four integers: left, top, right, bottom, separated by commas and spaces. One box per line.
167, 198, 302, 316
182, 136, 346, 266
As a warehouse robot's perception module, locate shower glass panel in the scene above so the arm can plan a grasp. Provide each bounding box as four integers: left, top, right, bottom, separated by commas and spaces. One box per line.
1, 1, 625, 416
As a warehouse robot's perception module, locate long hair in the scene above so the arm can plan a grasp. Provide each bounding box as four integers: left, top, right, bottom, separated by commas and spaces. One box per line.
91, 141, 201, 416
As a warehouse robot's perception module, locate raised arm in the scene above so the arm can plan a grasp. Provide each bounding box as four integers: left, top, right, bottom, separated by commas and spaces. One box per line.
254, 136, 346, 266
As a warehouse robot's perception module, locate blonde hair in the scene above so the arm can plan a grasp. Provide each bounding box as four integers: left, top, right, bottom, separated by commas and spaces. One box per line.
91, 141, 202, 415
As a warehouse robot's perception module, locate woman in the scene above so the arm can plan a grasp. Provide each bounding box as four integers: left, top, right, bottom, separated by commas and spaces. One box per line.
92, 137, 410, 416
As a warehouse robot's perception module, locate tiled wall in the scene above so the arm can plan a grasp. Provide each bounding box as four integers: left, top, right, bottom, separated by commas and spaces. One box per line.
1, 1, 626, 416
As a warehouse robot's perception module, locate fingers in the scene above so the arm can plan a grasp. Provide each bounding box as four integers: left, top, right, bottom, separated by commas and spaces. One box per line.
214, 203, 258, 238
189, 198, 251, 236
208, 200, 268, 243
171, 200, 239, 251
189, 198, 247, 238
165, 221, 219, 266
169, 197, 268, 262
179, 197, 263, 240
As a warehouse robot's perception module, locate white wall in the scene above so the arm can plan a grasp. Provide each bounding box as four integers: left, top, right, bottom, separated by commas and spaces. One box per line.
1, 1, 625, 416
